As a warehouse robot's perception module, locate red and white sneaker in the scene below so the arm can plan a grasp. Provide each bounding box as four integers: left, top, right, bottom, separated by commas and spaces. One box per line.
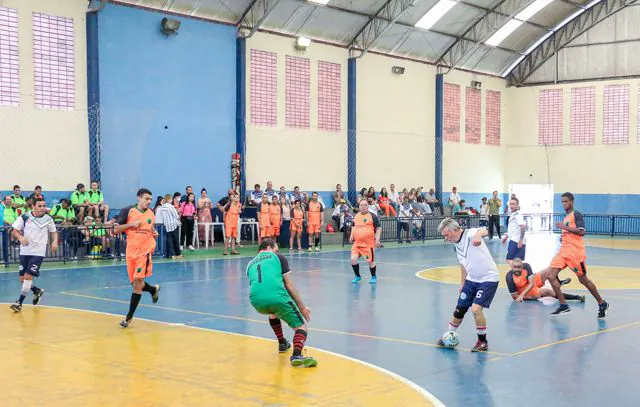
471, 340, 488, 352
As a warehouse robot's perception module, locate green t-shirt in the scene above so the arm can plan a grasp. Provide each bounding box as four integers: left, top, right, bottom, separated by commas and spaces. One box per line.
71, 191, 89, 206
11, 195, 25, 207
88, 189, 104, 204
2, 204, 18, 225
488, 198, 502, 216
50, 204, 76, 222
246, 251, 290, 300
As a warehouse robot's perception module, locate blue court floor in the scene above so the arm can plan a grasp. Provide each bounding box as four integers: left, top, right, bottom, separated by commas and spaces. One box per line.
2, 232, 639, 406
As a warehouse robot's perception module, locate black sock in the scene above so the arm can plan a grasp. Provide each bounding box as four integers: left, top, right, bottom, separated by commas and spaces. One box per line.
352, 263, 361, 277
142, 282, 157, 295
30, 285, 41, 294
370, 266, 377, 277
126, 293, 142, 321
315, 236, 320, 247
18, 295, 25, 305
565, 293, 581, 300
478, 334, 487, 342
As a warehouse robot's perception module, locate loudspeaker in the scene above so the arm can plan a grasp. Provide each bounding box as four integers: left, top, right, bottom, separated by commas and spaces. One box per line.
161, 17, 181, 36
392, 66, 405, 75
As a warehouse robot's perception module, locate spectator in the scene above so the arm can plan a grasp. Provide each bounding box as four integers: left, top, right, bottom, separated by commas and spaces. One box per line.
479, 197, 489, 227
358, 188, 367, 203
180, 186, 194, 203
389, 184, 400, 211
88, 181, 109, 220
249, 184, 263, 206
398, 196, 419, 243
367, 198, 379, 216
153, 196, 164, 212
264, 181, 276, 200
197, 188, 213, 247
278, 186, 290, 205
426, 188, 440, 214
366, 187, 376, 200
378, 188, 396, 217
333, 184, 349, 208
70, 183, 90, 222
172, 192, 182, 210
414, 187, 431, 214
179, 192, 197, 250
50, 199, 76, 225
332, 199, 349, 229
487, 190, 502, 239
2, 195, 18, 226
291, 186, 307, 208
448, 186, 461, 208
160, 194, 183, 259
10, 185, 26, 215
280, 197, 291, 220
27, 185, 45, 203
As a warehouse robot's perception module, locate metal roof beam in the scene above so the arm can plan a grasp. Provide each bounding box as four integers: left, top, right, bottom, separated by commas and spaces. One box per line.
457, 0, 553, 31
238, 0, 282, 38
348, 0, 420, 58
435, 0, 532, 71
507, 0, 639, 85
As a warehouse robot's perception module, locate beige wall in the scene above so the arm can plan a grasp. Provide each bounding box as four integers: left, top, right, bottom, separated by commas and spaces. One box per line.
245, 33, 348, 191
504, 78, 640, 194
0, 0, 89, 190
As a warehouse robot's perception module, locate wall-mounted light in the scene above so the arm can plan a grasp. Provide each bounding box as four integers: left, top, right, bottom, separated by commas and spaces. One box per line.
295, 37, 311, 50
391, 66, 405, 75
471, 80, 482, 89
161, 17, 181, 37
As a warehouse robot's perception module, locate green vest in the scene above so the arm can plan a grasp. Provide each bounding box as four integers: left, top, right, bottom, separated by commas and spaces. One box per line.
71, 191, 89, 206
50, 204, 75, 222
88, 189, 104, 204
2, 204, 18, 225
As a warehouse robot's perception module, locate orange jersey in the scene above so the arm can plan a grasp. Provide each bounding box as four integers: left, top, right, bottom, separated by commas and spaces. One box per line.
352, 212, 379, 248
258, 203, 271, 227
559, 210, 586, 257
307, 201, 323, 224
505, 263, 542, 298
224, 202, 241, 226
116, 206, 156, 258
290, 208, 304, 231
269, 203, 282, 226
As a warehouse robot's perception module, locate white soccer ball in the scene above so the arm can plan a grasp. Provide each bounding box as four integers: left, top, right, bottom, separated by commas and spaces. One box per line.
441, 330, 460, 348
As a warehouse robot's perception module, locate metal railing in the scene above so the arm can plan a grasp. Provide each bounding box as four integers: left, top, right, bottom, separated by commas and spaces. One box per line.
342, 213, 640, 245
1, 224, 169, 267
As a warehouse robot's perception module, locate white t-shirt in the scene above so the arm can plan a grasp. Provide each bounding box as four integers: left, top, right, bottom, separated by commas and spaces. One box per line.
455, 228, 499, 283
507, 211, 526, 243
12, 213, 56, 257
449, 192, 461, 206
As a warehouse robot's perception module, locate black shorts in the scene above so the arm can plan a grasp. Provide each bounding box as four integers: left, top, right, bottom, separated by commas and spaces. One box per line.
19, 255, 44, 278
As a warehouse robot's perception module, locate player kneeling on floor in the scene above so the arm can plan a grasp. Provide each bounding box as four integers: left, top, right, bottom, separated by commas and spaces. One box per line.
247, 239, 317, 368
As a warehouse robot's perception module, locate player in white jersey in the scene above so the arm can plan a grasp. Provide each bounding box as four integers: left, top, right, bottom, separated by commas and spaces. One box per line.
436, 218, 499, 352
10, 198, 58, 312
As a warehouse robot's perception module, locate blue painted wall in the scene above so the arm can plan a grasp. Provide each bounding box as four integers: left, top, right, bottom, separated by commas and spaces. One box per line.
98, 4, 236, 208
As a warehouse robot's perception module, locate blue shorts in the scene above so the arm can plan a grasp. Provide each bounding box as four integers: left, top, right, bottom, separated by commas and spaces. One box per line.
19, 255, 44, 278
457, 280, 499, 309
506, 240, 526, 261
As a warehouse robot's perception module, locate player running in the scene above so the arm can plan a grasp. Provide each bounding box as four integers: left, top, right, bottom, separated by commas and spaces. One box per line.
247, 239, 317, 368
506, 258, 584, 302
9, 198, 57, 312
114, 188, 161, 328
539, 192, 609, 317
436, 218, 499, 352
349, 199, 381, 284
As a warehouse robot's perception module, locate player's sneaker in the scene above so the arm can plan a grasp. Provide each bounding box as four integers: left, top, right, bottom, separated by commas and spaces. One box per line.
435, 337, 445, 347
551, 304, 571, 315
152, 285, 160, 304
278, 340, 291, 353
32, 289, 44, 306
119, 318, 132, 328
471, 340, 488, 352
560, 277, 571, 285
10, 302, 22, 313
352, 276, 361, 284
290, 355, 317, 368
314, 246, 320, 252
370, 276, 377, 284
597, 301, 609, 319
579, 295, 586, 303
307, 247, 312, 253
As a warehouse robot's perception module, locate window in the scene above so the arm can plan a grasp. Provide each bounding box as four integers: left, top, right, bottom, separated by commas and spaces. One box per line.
485, 90, 501, 146
570, 86, 595, 145
603, 84, 629, 144
0, 7, 19, 106
317, 61, 341, 132
33, 12, 75, 110
285, 56, 310, 129
250, 49, 277, 126
538, 89, 563, 145
444, 83, 460, 142
465, 87, 481, 144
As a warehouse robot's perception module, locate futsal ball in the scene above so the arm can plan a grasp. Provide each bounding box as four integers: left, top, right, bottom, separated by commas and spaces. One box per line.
441, 331, 460, 348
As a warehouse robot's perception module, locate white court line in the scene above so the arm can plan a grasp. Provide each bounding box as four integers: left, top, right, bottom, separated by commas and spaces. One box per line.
3, 303, 446, 407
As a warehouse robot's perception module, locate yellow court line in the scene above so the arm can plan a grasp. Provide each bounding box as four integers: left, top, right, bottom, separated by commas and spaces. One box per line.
59, 291, 509, 356
508, 320, 640, 357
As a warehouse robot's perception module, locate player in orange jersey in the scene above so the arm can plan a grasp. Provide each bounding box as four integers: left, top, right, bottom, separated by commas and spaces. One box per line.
223, 193, 242, 255
114, 188, 160, 328
269, 196, 283, 239
350, 199, 381, 284
506, 258, 583, 302
540, 192, 609, 317
306, 192, 324, 252
289, 200, 304, 252
257, 194, 272, 245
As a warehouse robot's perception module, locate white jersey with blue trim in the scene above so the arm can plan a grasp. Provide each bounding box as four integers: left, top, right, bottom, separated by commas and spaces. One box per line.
454, 228, 499, 283
12, 213, 56, 257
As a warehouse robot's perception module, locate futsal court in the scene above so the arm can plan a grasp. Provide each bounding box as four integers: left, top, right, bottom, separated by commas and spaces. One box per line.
3, 232, 639, 407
